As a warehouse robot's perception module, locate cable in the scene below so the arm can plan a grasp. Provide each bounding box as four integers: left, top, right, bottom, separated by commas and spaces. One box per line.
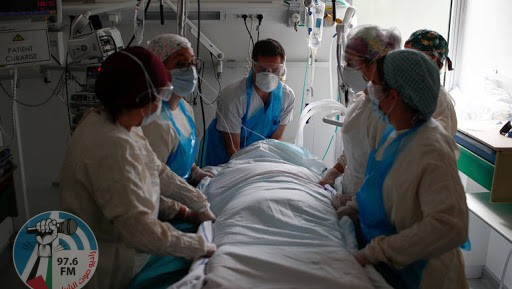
209, 52, 222, 102
242, 15, 254, 48
256, 14, 263, 42
65, 51, 73, 132
0, 73, 65, 108
51, 54, 62, 66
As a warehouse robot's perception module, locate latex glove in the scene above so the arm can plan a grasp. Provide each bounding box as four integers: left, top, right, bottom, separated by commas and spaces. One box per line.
319, 167, 342, 187
189, 165, 214, 186
331, 193, 353, 210
170, 67, 198, 97
196, 207, 216, 224
336, 205, 358, 220
204, 242, 217, 257
353, 250, 371, 267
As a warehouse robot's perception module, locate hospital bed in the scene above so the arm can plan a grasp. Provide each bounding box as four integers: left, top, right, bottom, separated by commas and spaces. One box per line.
161, 140, 391, 289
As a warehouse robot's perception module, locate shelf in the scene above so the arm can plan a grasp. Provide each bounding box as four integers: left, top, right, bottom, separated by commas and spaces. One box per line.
466, 192, 512, 243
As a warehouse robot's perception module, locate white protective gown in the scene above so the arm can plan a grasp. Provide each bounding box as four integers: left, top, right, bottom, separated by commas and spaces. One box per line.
361, 119, 468, 289
337, 91, 385, 195
60, 109, 209, 289
142, 101, 195, 163
433, 86, 457, 136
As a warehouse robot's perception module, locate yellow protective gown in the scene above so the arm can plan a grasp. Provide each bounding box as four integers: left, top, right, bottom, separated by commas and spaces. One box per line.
361, 119, 468, 289
60, 109, 209, 289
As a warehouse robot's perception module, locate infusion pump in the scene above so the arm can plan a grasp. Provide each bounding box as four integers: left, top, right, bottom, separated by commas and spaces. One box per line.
68, 27, 123, 63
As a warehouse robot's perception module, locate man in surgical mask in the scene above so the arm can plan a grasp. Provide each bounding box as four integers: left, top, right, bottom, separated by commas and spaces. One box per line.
201, 38, 295, 167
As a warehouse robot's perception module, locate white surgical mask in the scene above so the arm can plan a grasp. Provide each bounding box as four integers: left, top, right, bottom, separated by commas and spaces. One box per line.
141, 99, 162, 126
368, 82, 389, 123
255, 72, 279, 92
342, 66, 368, 93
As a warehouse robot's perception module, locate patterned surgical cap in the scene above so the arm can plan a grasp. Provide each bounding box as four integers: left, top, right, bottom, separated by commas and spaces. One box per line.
147, 34, 192, 62
405, 29, 453, 71
345, 25, 402, 62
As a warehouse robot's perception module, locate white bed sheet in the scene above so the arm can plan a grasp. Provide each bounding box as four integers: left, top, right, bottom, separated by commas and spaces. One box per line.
171, 140, 391, 289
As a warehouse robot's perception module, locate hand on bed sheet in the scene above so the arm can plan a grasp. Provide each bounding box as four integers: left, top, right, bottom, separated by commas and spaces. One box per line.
189, 165, 214, 186
204, 242, 217, 257
331, 193, 353, 210
194, 207, 216, 224
336, 205, 358, 220
354, 250, 371, 267
319, 167, 342, 186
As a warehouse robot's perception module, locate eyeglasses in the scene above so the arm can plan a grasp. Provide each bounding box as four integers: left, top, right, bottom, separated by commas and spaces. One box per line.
252, 61, 284, 74
174, 61, 196, 71
157, 84, 173, 101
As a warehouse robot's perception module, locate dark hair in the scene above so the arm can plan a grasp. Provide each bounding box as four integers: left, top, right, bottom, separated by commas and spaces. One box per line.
95, 46, 168, 122
251, 38, 285, 63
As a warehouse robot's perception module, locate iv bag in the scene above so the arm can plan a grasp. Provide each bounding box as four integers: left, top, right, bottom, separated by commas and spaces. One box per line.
134, 0, 145, 46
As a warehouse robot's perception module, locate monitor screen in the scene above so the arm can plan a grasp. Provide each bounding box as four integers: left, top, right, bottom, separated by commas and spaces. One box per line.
0, 0, 59, 23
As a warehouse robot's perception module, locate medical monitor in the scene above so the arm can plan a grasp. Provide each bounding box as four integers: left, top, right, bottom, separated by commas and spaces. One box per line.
0, 0, 62, 25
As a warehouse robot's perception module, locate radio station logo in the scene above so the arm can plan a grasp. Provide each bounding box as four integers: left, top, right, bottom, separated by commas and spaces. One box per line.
13, 211, 98, 289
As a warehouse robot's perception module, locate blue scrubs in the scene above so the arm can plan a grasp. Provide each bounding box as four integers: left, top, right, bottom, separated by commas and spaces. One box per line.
356, 124, 427, 289
201, 72, 283, 167
163, 99, 197, 180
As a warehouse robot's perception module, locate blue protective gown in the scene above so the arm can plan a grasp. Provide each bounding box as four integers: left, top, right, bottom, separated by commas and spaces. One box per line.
356, 124, 427, 289
201, 72, 283, 167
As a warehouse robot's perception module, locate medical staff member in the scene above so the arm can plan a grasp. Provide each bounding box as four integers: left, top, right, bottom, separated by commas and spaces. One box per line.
405, 29, 457, 136
351, 49, 468, 289
60, 47, 216, 289
142, 34, 212, 186
319, 25, 400, 198
202, 38, 295, 167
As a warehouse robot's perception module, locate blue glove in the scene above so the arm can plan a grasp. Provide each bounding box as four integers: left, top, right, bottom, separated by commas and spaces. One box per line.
170, 67, 198, 97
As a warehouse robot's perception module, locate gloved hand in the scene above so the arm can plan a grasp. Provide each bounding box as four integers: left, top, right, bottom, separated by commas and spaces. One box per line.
196, 207, 216, 224
331, 193, 353, 210
319, 167, 342, 187
336, 206, 358, 220
170, 67, 198, 97
189, 165, 214, 186
204, 242, 217, 257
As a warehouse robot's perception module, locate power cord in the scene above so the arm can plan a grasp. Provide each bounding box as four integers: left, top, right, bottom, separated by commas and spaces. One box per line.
242, 14, 254, 48
256, 14, 263, 42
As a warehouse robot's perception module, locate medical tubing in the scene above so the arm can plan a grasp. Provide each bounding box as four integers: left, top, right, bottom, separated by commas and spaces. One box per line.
300, 57, 309, 113
322, 126, 338, 160
328, 33, 335, 100
0, 72, 65, 107
499, 247, 512, 289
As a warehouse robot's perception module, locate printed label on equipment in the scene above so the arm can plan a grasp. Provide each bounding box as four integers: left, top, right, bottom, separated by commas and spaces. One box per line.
0, 23, 51, 66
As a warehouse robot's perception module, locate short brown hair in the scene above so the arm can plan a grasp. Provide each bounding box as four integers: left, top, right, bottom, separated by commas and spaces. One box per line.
251, 38, 285, 63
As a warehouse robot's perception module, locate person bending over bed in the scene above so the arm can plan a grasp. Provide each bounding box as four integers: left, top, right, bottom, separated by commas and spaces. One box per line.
60, 47, 216, 289
343, 49, 468, 289
201, 38, 295, 167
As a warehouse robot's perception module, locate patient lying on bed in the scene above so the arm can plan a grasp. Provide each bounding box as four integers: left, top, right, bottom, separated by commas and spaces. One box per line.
171, 140, 391, 289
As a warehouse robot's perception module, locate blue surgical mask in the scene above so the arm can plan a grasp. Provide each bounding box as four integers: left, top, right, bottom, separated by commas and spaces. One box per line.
141, 98, 162, 126
170, 66, 198, 97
